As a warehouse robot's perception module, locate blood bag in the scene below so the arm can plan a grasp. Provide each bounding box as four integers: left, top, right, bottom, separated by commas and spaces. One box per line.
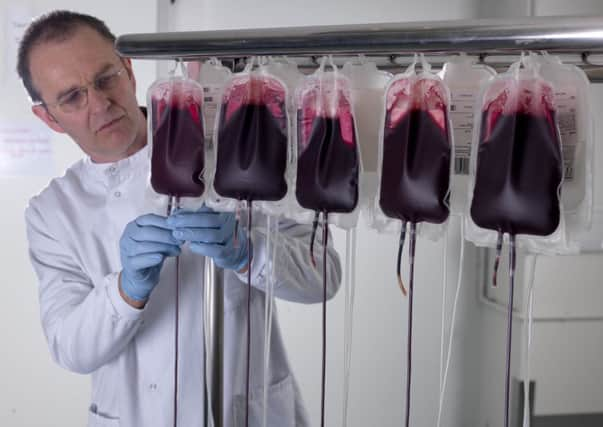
379, 78, 451, 224
212, 63, 289, 204
466, 57, 567, 254
372, 55, 453, 240
292, 57, 361, 231
471, 82, 562, 236
295, 66, 359, 213
524, 53, 594, 252
147, 64, 206, 201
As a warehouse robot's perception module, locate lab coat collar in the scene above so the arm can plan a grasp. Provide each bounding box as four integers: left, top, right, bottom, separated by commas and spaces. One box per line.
83, 143, 150, 185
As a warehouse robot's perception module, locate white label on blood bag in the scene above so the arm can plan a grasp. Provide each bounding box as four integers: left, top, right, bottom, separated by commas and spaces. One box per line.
448, 87, 476, 175
0, 121, 53, 176
554, 87, 580, 182
202, 84, 222, 142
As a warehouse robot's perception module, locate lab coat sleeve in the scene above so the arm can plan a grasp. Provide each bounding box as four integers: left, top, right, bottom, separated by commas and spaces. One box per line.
25, 203, 143, 375
235, 214, 342, 304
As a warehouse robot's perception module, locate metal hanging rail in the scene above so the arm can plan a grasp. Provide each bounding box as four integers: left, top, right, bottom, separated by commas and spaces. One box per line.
116, 16, 603, 81
116, 16, 603, 58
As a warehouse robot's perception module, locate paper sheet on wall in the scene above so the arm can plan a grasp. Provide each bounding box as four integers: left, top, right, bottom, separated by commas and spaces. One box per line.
2, 5, 32, 83
0, 121, 54, 176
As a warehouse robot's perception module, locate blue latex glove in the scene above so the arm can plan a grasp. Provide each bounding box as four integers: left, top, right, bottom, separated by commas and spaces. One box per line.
167, 206, 250, 272
119, 214, 182, 301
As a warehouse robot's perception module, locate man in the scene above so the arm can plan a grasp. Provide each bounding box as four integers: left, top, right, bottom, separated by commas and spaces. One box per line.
19, 10, 341, 427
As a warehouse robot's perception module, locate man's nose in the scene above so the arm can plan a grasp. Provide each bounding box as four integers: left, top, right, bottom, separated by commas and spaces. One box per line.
87, 86, 111, 112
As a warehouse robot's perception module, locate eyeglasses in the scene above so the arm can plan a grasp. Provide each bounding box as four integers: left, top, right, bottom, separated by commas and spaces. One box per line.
37, 66, 127, 113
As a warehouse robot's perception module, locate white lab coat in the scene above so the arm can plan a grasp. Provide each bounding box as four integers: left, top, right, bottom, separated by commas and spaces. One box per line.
25, 144, 342, 427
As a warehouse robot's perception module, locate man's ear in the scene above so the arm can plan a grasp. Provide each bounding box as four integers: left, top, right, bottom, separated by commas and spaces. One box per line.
32, 105, 65, 134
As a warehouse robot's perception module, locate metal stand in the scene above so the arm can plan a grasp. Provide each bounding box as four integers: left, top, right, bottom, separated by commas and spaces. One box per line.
115, 16, 603, 427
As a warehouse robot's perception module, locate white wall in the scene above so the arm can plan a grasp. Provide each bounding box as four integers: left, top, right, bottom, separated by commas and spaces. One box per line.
0, 1, 157, 426
478, 0, 603, 21
534, 0, 603, 16
478, 0, 529, 19
163, 0, 479, 32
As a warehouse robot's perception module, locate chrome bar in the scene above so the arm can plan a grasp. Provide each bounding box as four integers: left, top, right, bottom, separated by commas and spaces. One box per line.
210, 267, 224, 427
116, 16, 603, 59
204, 259, 224, 427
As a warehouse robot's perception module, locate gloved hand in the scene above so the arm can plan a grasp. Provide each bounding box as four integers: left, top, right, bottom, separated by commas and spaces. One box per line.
119, 214, 182, 302
167, 206, 250, 272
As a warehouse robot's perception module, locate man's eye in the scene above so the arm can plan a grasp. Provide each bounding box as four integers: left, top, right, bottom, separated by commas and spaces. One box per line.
96, 74, 118, 91
60, 90, 85, 106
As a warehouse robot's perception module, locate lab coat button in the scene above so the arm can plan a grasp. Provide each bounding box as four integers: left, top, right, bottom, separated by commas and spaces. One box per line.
114, 191, 121, 198
149, 383, 157, 391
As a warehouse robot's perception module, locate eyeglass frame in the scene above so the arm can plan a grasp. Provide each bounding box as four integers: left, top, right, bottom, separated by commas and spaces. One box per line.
33, 64, 129, 113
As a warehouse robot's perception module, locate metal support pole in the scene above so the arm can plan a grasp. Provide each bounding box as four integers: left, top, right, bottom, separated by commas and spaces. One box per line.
204, 259, 224, 427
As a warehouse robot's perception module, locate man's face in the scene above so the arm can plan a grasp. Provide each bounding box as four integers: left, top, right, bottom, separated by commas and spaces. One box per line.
29, 26, 145, 163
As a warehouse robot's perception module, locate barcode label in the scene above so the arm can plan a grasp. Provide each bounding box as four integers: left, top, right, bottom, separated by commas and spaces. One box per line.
449, 90, 476, 175
562, 143, 575, 180
554, 87, 580, 183
202, 84, 222, 139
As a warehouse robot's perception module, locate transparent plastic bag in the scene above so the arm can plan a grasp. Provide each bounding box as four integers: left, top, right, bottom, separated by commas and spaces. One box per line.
465, 56, 567, 256
256, 56, 305, 217
262, 56, 305, 101
208, 57, 291, 215
341, 56, 393, 219
198, 58, 233, 142
145, 61, 206, 210
261, 56, 304, 138
372, 54, 454, 242
523, 52, 594, 252
438, 55, 496, 214
292, 56, 362, 230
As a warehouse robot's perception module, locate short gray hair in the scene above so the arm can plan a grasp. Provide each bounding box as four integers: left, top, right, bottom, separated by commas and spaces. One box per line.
17, 10, 116, 103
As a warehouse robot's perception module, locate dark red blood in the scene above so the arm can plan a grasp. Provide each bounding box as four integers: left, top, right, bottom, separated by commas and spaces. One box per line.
151, 98, 205, 197
214, 103, 288, 201
470, 111, 562, 236
295, 115, 359, 213
379, 108, 451, 223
